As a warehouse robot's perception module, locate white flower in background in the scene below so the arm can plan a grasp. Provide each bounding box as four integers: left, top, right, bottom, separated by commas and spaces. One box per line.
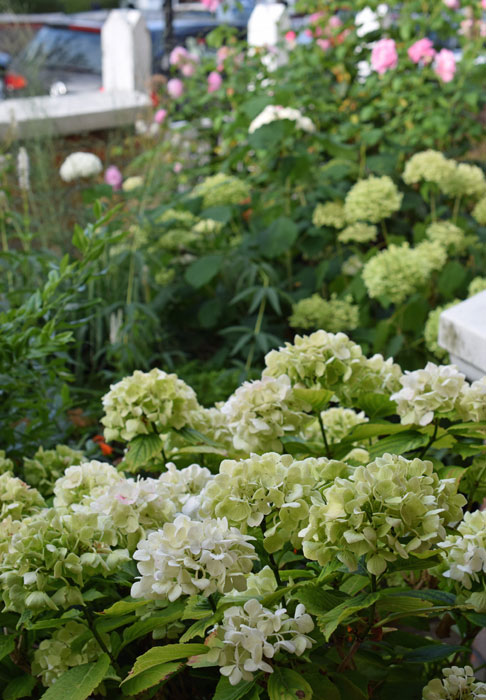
131, 514, 256, 602
439, 510, 486, 590
59, 152, 103, 182
17, 146, 30, 191
391, 363, 465, 426
205, 599, 314, 685
248, 105, 315, 134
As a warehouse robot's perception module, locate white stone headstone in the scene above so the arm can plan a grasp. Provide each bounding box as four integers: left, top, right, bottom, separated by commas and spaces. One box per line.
248, 3, 290, 70
438, 291, 486, 380
102, 10, 151, 93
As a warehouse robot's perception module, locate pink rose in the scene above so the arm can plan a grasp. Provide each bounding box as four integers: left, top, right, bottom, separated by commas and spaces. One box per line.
328, 15, 342, 29
443, 0, 460, 7
371, 38, 398, 74
317, 38, 331, 51
207, 71, 222, 93
434, 48, 456, 82
169, 46, 189, 66
104, 165, 122, 190
154, 108, 167, 124
201, 0, 221, 10
285, 30, 297, 42
167, 78, 184, 98
408, 37, 435, 63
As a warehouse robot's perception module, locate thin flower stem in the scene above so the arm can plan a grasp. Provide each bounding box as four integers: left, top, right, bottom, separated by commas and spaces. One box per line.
317, 412, 332, 459
85, 608, 121, 674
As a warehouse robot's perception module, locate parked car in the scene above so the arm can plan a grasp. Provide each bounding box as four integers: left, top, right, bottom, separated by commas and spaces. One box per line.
2, 8, 245, 98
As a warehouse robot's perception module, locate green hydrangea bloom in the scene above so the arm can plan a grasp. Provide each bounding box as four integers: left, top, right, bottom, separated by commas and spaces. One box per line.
439, 163, 486, 198
301, 453, 466, 576
472, 197, 486, 225
0, 472, 45, 521
402, 150, 456, 187
157, 209, 197, 227
312, 202, 346, 229
342, 255, 364, 276
192, 218, 224, 235
422, 666, 486, 700
201, 452, 349, 552
192, 405, 235, 451
220, 375, 310, 454
344, 176, 403, 223
193, 173, 250, 208
0, 450, 13, 475
0, 508, 129, 613
338, 222, 378, 244
426, 221, 466, 254
362, 241, 446, 305
289, 294, 359, 333
424, 301, 459, 361
53, 460, 122, 509
23, 445, 85, 497
319, 407, 368, 443
458, 377, 486, 422
32, 621, 101, 687
469, 276, 486, 296
101, 368, 200, 443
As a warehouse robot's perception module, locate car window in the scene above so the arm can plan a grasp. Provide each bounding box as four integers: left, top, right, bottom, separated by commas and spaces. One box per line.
18, 26, 102, 73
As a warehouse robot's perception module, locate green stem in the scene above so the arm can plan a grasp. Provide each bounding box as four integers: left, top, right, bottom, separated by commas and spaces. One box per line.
245, 274, 268, 374
452, 196, 461, 223
418, 418, 439, 459
208, 595, 217, 613
430, 191, 436, 223
317, 412, 332, 459
381, 220, 389, 247
85, 609, 121, 674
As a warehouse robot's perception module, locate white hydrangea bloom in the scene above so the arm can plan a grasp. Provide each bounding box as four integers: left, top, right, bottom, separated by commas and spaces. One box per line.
131, 515, 256, 602
422, 666, 486, 700
458, 377, 486, 422
391, 363, 465, 426
205, 599, 314, 685
221, 375, 310, 453
53, 460, 122, 508
59, 152, 102, 182
249, 105, 315, 134
439, 511, 486, 591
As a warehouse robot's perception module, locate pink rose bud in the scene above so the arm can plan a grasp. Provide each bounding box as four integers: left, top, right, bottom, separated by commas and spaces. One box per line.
104, 165, 122, 190
154, 108, 167, 124
167, 78, 184, 98
207, 71, 222, 93
434, 48, 456, 82
169, 46, 189, 66
371, 38, 398, 74
408, 37, 435, 63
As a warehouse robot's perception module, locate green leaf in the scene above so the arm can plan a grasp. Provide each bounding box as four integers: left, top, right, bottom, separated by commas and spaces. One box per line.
404, 644, 468, 663
368, 431, 428, 459
99, 599, 149, 616
258, 217, 299, 258
304, 675, 340, 700
385, 554, 442, 575
345, 422, 409, 442
180, 615, 217, 643
3, 675, 37, 700
293, 388, 333, 412
39, 654, 110, 700
267, 668, 313, 700
0, 634, 15, 661
318, 592, 381, 640
330, 675, 366, 700
121, 661, 182, 696
185, 254, 223, 288
125, 434, 163, 470
120, 602, 186, 649
294, 586, 347, 616
213, 677, 258, 700
123, 644, 209, 684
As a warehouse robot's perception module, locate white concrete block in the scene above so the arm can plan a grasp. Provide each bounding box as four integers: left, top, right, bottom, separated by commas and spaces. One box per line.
0, 90, 151, 139
438, 291, 486, 380
102, 10, 151, 93
248, 3, 290, 70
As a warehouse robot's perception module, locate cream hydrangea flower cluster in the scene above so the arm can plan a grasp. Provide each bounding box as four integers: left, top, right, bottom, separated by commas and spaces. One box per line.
192, 405, 234, 450
459, 377, 486, 422
312, 202, 346, 229
289, 294, 359, 333
472, 197, 486, 225
469, 277, 486, 296
403, 150, 456, 187
338, 222, 378, 243
201, 452, 348, 552
193, 173, 250, 208
344, 176, 403, 223
440, 163, 486, 199
422, 666, 486, 700
362, 240, 447, 305
205, 599, 314, 685
391, 363, 466, 426
101, 368, 200, 443
0, 450, 14, 475
0, 472, 45, 521
23, 444, 85, 497
315, 407, 368, 444
248, 105, 315, 134
300, 454, 465, 576
32, 621, 101, 687
131, 514, 256, 602
426, 221, 466, 253
53, 460, 122, 508
0, 508, 129, 613
438, 510, 486, 610
424, 301, 458, 360
220, 375, 310, 453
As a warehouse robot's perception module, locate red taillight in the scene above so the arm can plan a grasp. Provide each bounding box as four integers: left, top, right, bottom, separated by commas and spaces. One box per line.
5, 72, 27, 90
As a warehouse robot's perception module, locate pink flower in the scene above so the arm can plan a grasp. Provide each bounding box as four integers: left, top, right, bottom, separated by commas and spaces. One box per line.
317, 38, 331, 51
328, 15, 342, 29
170, 46, 189, 66
104, 165, 122, 190
443, 0, 460, 7
434, 48, 456, 82
285, 30, 297, 42
173, 162, 183, 173
201, 0, 221, 10
371, 38, 398, 74
207, 71, 222, 93
408, 37, 435, 63
304, 28, 313, 38
482, 0, 486, 9
181, 61, 196, 77
154, 108, 167, 124
167, 78, 184, 98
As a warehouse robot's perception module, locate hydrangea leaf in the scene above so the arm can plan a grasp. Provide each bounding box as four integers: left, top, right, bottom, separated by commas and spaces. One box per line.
125, 434, 163, 471
123, 644, 208, 681
39, 653, 110, 700
267, 667, 313, 700
3, 674, 37, 700
212, 676, 258, 700
120, 661, 183, 696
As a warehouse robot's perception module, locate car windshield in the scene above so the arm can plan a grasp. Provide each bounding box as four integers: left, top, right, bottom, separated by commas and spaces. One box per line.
18, 26, 101, 73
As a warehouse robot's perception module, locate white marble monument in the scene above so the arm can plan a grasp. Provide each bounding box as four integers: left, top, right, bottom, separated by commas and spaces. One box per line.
438, 291, 486, 380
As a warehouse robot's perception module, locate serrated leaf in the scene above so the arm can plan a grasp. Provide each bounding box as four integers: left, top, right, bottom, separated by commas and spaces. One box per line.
99, 599, 149, 616
330, 674, 366, 700
404, 644, 468, 663
318, 592, 381, 640
368, 431, 428, 459
180, 615, 217, 643
385, 554, 442, 575
185, 254, 223, 288
0, 634, 15, 661
123, 643, 208, 683
267, 668, 312, 700
121, 661, 182, 696
212, 677, 258, 700
3, 675, 37, 700
294, 586, 348, 616
345, 422, 409, 442
120, 602, 186, 649
293, 388, 333, 412
39, 654, 110, 700
355, 393, 397, 418
125, 434, 163, 470
258, 217, 299, 258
